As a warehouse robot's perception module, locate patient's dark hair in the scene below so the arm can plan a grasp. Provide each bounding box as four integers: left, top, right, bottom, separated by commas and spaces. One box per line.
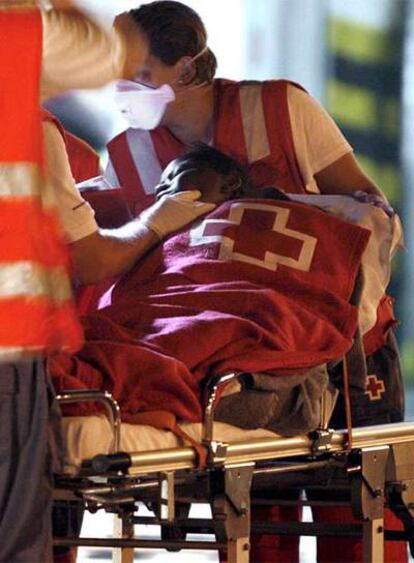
128, 1, 217, 83
182, 144, 255, 198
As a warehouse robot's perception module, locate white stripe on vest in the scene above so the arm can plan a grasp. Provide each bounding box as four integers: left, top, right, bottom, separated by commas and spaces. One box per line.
77, 174, 117, 191
0, 162, 56, 207
0, 163, 65, 208
103, 160, 121, 188
239, 84, 271, 163
0, 262, 72, 303
0, 164, 38, 196
0, 345, 72, 360
0, 346, 51, 360
126, 129, 163, 194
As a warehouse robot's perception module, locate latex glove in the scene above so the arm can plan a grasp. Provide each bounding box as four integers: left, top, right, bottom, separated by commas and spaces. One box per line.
139, 190, 216, 239
352, 191, 395, 218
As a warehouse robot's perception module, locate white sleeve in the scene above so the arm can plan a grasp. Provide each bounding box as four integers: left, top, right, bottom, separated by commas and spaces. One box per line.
43, 121, 98, 243
40, 10, 127, 100
288, 85, 353, 193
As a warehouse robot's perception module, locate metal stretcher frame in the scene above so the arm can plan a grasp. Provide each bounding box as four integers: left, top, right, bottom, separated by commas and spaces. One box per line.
53, 374, 414, 563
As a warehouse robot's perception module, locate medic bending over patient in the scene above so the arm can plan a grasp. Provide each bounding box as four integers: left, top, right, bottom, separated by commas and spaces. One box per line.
102, 2, 406, 562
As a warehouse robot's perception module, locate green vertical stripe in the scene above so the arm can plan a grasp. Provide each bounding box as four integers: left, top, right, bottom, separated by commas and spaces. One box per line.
327, 81, 377, 131
327, 81, 400, 140
355, 154, 400, 204
329, 19, 399, 64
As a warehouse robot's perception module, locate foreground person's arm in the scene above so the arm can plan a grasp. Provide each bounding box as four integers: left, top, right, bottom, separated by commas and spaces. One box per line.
41, 7, 147, 99
45, 121, 215, 285
70, 192, 215, 284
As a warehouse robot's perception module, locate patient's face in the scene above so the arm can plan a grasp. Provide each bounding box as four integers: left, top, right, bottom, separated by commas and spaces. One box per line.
155, 157, 230, 204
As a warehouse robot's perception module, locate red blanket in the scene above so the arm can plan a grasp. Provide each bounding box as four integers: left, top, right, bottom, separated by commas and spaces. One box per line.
50, 199, 370, 422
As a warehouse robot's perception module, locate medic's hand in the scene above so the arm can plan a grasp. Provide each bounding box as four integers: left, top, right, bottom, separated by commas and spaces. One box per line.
138, 190, 216, 239
352, 190, 395, 218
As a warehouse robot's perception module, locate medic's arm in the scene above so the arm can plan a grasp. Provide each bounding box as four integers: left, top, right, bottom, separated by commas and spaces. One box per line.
70, 196, 215, 285
289, 85, 388, 201
314, 152, 385, 198
40, 9, 147, 100
45, 120, 214, 284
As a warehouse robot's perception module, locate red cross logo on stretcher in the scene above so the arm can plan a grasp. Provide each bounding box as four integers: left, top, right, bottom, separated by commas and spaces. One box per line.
365, 374, 385, 401
189, 202, 318, 272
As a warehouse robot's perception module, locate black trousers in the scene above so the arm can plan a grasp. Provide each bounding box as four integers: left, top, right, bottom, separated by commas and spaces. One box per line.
0, 359, 60, 563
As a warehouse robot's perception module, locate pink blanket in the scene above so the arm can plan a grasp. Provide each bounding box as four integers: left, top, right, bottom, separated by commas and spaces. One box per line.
51, 199, 370, 422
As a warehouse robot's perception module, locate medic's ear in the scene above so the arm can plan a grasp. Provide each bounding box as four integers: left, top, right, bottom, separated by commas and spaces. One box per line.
176, 56, 198, 85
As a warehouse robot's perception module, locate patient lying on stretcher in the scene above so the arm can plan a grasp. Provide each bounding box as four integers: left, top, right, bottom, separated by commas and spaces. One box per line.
50, 145, 382, 436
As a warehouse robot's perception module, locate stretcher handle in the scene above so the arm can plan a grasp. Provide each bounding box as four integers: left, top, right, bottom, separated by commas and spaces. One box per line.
90, 452, 131, 474
203, 372, 245, 443
56, 389, 121, 453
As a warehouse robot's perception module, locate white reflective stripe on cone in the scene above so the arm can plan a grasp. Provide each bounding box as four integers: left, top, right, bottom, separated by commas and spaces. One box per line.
239, 83, 271, 163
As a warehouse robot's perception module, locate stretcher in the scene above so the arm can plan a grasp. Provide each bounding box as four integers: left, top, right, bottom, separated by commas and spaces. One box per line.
52, 186, 410, 562
53, 371, 414, 563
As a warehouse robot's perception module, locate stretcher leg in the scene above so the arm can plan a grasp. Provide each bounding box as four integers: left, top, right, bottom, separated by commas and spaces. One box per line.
113, 512, 134, 563
312, 443, 408, 563
214, 465, 253, 563
363, 517, 384, 563
312, 505, 407, 563
227, 537, 250, 563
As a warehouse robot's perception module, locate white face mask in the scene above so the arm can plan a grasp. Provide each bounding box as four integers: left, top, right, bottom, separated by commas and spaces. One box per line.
114, 46, 208, 131
115, 81, 176, 130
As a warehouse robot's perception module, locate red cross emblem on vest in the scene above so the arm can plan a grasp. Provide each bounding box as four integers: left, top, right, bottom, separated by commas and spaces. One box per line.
189, 202, 317, 272
365, 374, 385, 401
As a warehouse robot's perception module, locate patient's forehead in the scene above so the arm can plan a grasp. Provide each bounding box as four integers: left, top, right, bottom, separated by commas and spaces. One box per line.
162, 156, 211, 179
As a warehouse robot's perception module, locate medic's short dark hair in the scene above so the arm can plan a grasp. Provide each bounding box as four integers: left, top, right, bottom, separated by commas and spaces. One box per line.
180, 144, 255, 198
128, 1, 217, 83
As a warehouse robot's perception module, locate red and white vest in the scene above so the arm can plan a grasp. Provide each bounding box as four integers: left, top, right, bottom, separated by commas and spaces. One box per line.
42, 109, 101, 182
105, 79, 306, 216
0, 8, 83, 358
